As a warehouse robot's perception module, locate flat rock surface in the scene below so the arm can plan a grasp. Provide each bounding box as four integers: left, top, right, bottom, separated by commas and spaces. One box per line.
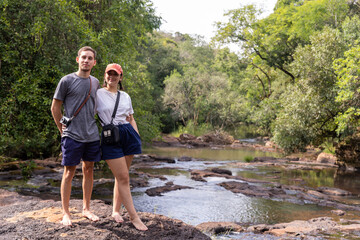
0, 190, 210, 240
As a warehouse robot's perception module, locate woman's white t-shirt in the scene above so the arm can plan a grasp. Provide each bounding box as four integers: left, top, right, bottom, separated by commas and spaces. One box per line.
96, 88, 134, 126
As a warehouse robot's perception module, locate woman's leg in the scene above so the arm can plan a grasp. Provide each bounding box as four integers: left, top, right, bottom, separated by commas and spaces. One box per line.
106, 157, 147, 231
112, 155, 134, 217
112, 180, 123, 222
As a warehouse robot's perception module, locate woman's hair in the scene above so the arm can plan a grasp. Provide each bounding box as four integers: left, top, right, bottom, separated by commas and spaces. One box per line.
103, 72, 124, 90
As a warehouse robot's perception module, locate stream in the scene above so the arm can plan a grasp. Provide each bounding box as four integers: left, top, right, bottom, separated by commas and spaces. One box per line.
2, 144, 360, 239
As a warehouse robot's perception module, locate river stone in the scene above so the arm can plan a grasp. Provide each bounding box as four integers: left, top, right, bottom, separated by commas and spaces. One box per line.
145, 182, 192, 196
196, 222, 243, 234
316, 152, 337, 165
317, 186, 352, 196
211, 168, 232, 175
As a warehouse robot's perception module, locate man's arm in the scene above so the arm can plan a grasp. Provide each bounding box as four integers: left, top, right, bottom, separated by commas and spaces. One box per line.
51, 99, 64, 134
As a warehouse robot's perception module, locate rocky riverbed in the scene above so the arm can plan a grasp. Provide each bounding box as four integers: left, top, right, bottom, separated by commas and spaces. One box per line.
2, 135, 360, 239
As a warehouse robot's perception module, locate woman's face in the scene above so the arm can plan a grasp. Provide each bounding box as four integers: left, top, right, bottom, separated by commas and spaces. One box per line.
105, 70, 121, 87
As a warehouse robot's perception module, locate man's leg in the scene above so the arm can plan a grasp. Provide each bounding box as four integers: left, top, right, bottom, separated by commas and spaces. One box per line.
61, 165, 76, 226
82, 161, 99, 221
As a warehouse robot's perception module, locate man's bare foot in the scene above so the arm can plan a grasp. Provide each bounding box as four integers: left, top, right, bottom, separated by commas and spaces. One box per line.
112, 212, 124, 223
60, 214, 72, 226
82, 210, 99, 222
130, 216, 148, 231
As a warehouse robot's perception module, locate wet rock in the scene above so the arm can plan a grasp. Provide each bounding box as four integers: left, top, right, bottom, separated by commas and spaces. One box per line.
191, 173, 207, 182
317, 187, 352, 196
331, 210, 345, 216
178, 156, 192, 161
0, 162, 19, 171
196, 222, 243, 234
253, 157, 278, 162
34, 158, 61, 168
218, 181, 285, 198
145, 181, 192, 196
0, 191, 211, 240
0, 189, 38, 207
190, 169, 271, 184
148, 155, 176, 163
211, 168, 232, 176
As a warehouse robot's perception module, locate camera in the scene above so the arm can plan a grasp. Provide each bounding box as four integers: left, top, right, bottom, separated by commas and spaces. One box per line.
60, 116, 72, 127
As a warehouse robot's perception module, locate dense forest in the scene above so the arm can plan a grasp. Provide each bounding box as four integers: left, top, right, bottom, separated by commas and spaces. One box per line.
1, 0, 360, 160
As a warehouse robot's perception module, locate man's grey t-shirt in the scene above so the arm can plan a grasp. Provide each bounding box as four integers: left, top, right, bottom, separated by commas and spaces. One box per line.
53, 73, 100, 142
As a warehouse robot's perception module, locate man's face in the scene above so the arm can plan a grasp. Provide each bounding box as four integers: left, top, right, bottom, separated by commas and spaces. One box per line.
76, 50, 96, 72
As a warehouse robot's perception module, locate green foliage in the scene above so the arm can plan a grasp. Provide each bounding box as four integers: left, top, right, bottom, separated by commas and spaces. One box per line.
0, 0, 160, 159
333, 45, 360, 135
171, 120, 213, 138
19, 160, 36, 180
321, 140, 336, 154
244, 156, 254, 163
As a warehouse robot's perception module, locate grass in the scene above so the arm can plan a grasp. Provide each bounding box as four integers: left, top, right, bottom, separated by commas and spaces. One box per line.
244, 156, 254, 163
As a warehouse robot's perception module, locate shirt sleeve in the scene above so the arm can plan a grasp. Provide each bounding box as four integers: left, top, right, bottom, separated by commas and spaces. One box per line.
128, 94, 134, 115
53, 77, 68, 101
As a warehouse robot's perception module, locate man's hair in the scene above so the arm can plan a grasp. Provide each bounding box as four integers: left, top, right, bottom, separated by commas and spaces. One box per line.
78, 46, 96, 59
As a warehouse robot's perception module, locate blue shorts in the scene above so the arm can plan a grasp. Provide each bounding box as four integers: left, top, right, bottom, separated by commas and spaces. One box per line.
61, 137, 101, 166
101, 123, 142, 160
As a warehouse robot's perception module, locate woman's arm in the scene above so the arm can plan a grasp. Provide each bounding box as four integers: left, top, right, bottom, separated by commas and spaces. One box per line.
127, 114, 139, 135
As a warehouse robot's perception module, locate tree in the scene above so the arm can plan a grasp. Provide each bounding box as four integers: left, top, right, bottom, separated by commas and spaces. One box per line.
0, 0, 160, 158
273, 27, 345, 152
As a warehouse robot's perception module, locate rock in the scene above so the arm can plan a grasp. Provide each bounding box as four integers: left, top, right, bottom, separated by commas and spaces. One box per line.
316, 152, 337, 165
218, 181, 278, 198
149, 155, 176, 163
266, 217, 337, 236
253, 157, 278, 162
331, 210, 345, 216
0, 162, 19, 171
178, 156, 192, 161
317, 187, 352, 196
145, 182, 192, 196
179, 133, 196, 141
211, 168, 232, 175
0, 190, 211, 240
264, 141, 279, 148
201, 131, 234, 145
196, 222, 243, 234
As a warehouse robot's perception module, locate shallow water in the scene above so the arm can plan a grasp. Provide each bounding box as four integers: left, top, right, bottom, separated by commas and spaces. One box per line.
122, 146, 348, 226
2, 145, 360, 236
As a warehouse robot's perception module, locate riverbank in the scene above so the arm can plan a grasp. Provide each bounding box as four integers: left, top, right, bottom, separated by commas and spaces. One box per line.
0, 189, 210, 240
1, 136, 360, 239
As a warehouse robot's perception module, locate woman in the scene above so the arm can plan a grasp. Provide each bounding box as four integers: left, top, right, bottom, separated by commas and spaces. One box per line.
96, 63, 147, 231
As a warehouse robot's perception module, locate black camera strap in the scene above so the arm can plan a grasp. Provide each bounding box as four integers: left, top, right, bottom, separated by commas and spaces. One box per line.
69, 77, 92, 120
110, 91, 121, 124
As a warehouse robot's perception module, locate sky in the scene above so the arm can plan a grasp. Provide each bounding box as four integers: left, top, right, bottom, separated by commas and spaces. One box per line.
151, 0, 278, 44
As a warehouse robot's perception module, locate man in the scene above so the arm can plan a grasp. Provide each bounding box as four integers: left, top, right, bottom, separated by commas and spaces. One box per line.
51, 46, 100, 226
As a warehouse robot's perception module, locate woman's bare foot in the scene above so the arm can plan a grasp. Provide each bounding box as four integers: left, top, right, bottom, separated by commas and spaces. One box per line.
60, 214, 72, 226
82, 210, 99, 222
130, 216, 148, 231
112, 212, 124, 223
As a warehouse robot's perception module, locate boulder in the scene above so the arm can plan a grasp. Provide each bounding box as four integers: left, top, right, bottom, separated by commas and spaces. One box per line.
316, 152, 337, 165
